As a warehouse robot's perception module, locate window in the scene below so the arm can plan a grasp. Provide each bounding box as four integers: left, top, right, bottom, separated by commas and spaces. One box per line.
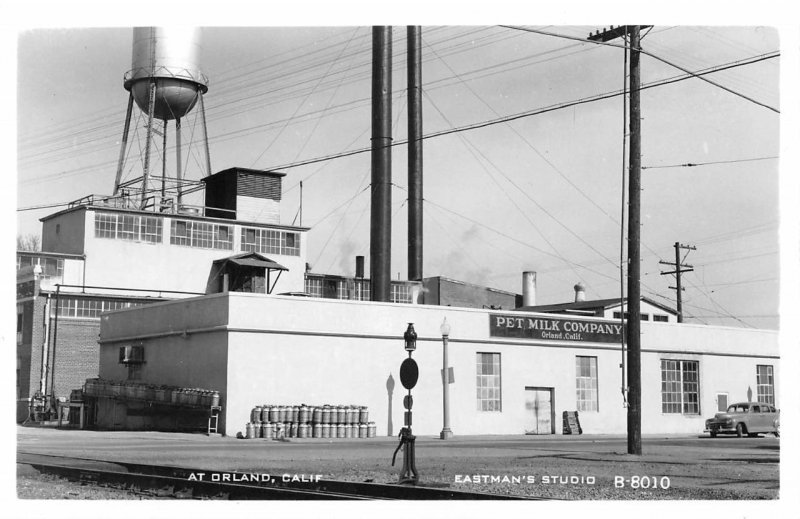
56, 297, 148, 319
476, 353, 501, 411
95, 212, 117, 238
757, 365, 774, 405
575, 356, 598, 412
127, 364, 142, 380
305, 277, 323, 297
653, 315, 669, 322
240, 227, 301, 256
94, 212, 162, 243
390, 284, 412, 304
171, 219, 232, 250
661, 359, 700, 414
17, 304, 24, 345
641, 314, 649, 321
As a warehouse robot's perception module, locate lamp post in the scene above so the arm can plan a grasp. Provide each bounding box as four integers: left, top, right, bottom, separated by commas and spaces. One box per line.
440, 317, 453, 439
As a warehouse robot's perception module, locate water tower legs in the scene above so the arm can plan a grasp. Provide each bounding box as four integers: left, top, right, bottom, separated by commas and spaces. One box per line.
161, 121, 168, 200
141, 79, 158, 209
113, 93, 134, 196
176, 117, 183, 207
199, 92, 212, 178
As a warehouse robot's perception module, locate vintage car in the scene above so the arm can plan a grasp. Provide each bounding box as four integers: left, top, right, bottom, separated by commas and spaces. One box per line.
705, 401, 780, 437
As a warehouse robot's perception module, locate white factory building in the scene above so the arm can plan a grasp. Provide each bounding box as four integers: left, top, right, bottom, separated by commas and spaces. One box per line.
96, 289, 779, 437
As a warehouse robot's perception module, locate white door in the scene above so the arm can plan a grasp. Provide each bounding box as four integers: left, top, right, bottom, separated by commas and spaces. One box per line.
524, 388, 553, 434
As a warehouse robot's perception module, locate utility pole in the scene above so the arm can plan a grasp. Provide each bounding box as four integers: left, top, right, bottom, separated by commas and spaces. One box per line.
589, 24, 646, 455
659, 242, 696, 323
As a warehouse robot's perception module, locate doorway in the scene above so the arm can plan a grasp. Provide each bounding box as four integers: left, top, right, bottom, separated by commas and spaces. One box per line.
524, 387, 555, 434
716, 392, 728, 412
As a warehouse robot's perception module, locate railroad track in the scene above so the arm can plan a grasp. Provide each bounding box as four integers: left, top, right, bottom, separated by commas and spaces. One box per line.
18, 452, 533, 500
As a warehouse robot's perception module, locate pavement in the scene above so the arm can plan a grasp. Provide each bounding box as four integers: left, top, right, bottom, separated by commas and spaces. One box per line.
17, 425, 780, 500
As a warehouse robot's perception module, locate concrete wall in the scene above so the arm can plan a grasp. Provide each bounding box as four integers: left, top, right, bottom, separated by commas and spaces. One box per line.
99, 293, 779, 437
42, 209, 86, 255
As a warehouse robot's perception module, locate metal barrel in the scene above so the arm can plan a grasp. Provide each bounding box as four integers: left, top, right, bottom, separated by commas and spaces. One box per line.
299, 405, 309, 423
359, 423, 367, 438
245, 423, 255, 439
322, 406, 331, 424
313, 423, 322, 438
269, 405, 279, 422
312, 406, 322, 423
359, 406, 369, 424
322, 423, 330, 438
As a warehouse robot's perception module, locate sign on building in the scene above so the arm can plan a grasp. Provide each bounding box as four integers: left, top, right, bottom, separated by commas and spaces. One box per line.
489, 314, 624, 344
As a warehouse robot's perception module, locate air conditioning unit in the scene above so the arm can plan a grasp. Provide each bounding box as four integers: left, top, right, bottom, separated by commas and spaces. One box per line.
119, 345, 145, 364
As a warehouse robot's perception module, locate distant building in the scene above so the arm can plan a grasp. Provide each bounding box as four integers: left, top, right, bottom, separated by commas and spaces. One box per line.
421, 276, 521, 309
517, 282, 677, 322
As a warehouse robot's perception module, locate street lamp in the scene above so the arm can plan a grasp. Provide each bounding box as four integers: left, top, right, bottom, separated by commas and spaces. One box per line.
440, 317, 453, 439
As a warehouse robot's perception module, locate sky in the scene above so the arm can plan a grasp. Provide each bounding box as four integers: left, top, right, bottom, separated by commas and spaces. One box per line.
10, 11, 795, 332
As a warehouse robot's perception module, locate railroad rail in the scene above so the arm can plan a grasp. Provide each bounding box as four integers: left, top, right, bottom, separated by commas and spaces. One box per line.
18, 452, 533, 500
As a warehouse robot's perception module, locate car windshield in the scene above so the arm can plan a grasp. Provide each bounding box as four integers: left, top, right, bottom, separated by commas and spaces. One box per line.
727, 404, 748, 413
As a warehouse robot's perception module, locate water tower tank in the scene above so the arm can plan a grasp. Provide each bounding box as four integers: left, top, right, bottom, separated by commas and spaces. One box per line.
123, 27, 209, 121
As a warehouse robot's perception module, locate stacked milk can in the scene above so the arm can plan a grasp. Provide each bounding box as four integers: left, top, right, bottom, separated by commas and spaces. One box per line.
244, 403, 376, 440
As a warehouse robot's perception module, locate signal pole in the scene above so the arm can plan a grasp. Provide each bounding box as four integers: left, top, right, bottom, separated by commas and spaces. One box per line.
589, 25, 645, 455
659, 242, 696, 323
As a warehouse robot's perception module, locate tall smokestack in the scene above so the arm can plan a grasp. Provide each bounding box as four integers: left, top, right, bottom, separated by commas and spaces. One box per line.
407, 26, 423, 282
522, 271, 537, 307
370, 26, 392, 302
574, 282, 586, 302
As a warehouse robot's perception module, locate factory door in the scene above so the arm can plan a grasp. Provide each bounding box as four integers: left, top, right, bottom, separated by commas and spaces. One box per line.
524, 387, 554, 435
716, 393, 728, 412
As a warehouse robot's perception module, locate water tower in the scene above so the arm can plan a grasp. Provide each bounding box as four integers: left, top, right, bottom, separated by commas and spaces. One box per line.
113, 27, 212, 210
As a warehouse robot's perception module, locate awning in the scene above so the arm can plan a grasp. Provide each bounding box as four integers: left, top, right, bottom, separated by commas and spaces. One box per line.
226, 256, 288, 271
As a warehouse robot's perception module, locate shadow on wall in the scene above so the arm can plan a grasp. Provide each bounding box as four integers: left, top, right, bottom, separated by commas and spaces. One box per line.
386, 373, 395, 437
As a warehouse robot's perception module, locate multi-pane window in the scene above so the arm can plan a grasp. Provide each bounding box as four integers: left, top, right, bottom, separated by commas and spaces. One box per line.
56, 297, 146, 319
305, 277, 323, 297
653, 315, 669, 322
171, 219, 232, 250
17, 256, 64, 279
391, 283, 413, 304
661, 359, 700, 414
240, 227, 300, 256
94, 212, 162, 243
757, 365, 775, 405
575, 356, 598, 412
476, 353, 502, 412
353, 280, 370, 301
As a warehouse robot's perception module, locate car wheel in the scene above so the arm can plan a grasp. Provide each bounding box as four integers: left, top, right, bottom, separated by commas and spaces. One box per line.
736, 423, 745, 438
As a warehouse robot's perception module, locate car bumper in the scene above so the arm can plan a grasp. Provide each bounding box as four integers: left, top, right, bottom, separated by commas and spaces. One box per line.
705, 423, 735, 433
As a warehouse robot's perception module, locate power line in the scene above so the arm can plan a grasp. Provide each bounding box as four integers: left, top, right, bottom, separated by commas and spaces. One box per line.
642, 156, 778, 169
502, 25, 780, 113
